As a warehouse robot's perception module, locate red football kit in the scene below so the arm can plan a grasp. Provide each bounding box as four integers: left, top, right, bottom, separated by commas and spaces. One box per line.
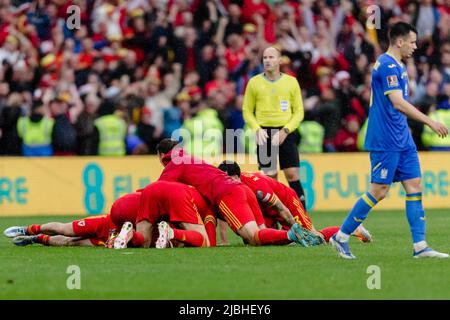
136, 181, 204, 225
158, 148, 265, 234
239, 172, 313, 230
72, 214, 115, 246
72, 192, 142, 246
239, 172, 341, 242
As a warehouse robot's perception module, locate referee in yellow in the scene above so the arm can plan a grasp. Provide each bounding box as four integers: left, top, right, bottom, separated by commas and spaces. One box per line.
243, 46, 307, 210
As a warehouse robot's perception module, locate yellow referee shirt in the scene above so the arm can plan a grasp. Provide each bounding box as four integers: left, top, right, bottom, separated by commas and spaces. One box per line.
242, 73, 304, 133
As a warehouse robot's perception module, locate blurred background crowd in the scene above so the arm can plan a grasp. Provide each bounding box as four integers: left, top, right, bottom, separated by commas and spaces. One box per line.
0, 0, 449, 156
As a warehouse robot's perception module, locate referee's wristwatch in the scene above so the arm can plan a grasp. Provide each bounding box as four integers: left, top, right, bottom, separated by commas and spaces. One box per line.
282, 127, 290, 134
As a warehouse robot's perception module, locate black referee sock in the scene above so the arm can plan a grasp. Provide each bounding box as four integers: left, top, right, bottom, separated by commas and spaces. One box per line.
288, 180, 307, 211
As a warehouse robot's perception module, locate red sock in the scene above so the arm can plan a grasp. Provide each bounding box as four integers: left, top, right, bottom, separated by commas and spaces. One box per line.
36, 234, 50, 246
130, 231, 144, 247
204, 219, 216, 247
27, 224, 41, 235
173, 229, 206, 247
254, 229, 291, 245
319, 226, 340, 242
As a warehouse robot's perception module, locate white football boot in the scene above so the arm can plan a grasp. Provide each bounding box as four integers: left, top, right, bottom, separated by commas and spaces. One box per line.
113, 222, 134, 249
155, 221, 174, 249
4, 226, 27, 238
413, 247, 449, 258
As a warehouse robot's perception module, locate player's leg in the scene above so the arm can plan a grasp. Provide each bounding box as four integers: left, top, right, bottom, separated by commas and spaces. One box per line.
338, 182, 388, 238
319, 226, 340, 242
4, 222, 76, 238
135, 220, 153, 248
154, 187, 211, 248
331, 151, 397, 258
218, 218, 228, 246
399, 149, 448, 258
40, 222, 76, 236
219, 188, 317, 246
156, 221, 210, 248
13, 235, 94, 247
331, 182, 388, 258
280, 130, 307, 210
317, 225, 372, 243
171, 222, 209, 247
219, 191, 289, 246
203, 215, 218, 247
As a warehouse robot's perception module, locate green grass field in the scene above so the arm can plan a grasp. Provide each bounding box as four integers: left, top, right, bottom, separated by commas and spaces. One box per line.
0, 209, 449, 300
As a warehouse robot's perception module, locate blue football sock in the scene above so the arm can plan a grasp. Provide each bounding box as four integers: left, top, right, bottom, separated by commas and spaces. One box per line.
405, 192, 426, 244
341, 192, 378, 235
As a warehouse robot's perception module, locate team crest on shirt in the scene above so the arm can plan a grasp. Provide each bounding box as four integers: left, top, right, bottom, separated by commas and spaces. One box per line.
77, 221, 85, 227
380, 168, 388, 179
386, 75, 398, 87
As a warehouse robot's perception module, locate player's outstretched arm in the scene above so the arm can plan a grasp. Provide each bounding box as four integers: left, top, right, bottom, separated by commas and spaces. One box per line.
389, 91, 449, 138
272, 198, 296, 227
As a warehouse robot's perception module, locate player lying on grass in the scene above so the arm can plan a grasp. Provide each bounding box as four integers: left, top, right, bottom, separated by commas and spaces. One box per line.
3, 192, 142, 247
4, 183, 214, 248
218, 161, 372, 244
156, 138, 324, 247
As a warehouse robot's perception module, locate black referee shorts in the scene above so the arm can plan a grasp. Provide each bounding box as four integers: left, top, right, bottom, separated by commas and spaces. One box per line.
256, 127, 300, 172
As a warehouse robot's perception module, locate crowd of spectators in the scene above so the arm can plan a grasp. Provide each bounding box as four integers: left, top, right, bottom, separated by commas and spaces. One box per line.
0, 0, 449, 156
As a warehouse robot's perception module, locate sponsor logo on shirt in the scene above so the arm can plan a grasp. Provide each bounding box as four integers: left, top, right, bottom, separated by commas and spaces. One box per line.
388, 64, 397, 68
386, 75, 398, 87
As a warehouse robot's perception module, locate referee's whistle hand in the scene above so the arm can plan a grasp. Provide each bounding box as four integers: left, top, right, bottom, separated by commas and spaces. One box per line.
256, 129, 269, 145
271, 130, 288, 147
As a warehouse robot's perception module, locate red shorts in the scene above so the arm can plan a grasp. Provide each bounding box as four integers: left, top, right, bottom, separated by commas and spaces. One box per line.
109, 192, 141, 228
72, 214, 116, 246
138, 184, 203, 225
218, 185, 265, 233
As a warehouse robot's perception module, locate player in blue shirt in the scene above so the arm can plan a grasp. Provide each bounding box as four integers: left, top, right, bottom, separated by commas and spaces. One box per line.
330, 22, 449, 259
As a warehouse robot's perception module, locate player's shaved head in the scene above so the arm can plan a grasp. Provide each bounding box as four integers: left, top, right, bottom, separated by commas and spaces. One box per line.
263, 46, 281, 57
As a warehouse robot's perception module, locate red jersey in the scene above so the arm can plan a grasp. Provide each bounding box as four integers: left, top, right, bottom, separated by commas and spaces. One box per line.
159, 148, 241, 205
240, 172, 312, 230
189, 185, 216, 221
239, 172, 291, 209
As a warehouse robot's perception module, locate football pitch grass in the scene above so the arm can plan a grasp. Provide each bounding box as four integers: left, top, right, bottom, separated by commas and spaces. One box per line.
0, 210, 449, 300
